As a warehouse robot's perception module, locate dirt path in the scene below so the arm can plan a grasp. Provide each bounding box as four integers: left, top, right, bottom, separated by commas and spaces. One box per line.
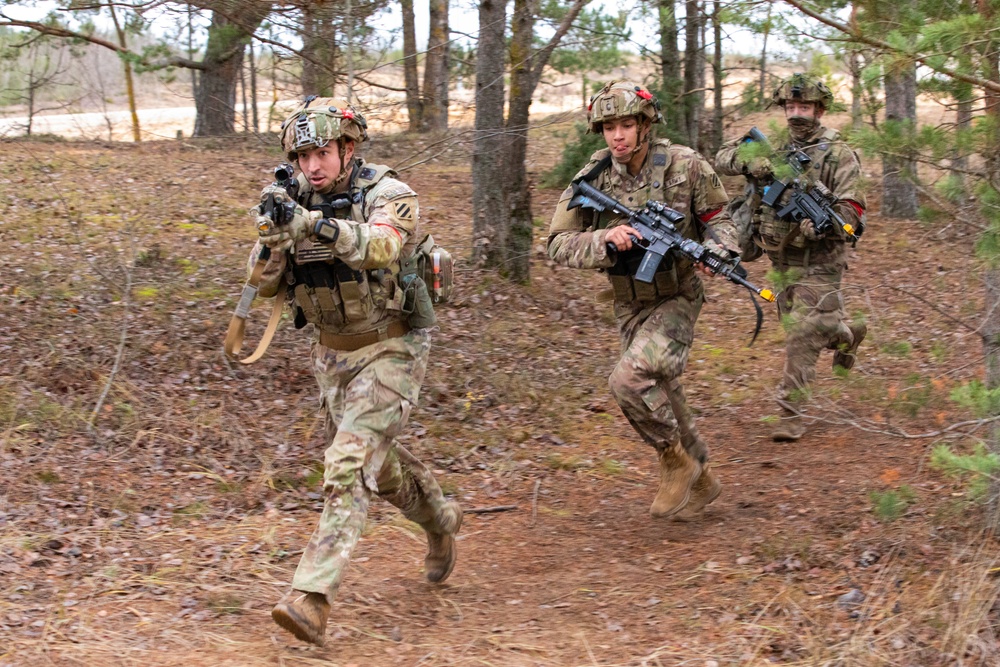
0, 127, 995, 666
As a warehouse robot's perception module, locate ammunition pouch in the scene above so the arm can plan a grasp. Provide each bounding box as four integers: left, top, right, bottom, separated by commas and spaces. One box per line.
607, 247, 686, 302
398, 273, 437, 329
290, 244, 377, 328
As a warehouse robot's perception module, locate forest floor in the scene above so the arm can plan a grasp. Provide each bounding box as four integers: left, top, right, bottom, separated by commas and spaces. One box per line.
1, 112, 998, 666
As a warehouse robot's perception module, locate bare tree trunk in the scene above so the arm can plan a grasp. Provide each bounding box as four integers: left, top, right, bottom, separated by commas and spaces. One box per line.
240, 52, 249, 132
984, 271, 1000, 526
193, 7, 269, 137
109, 4, 141, 142
504, 0, 535, 282
423, 0, 450, 130
758, 3, 771, 108
249, 39, 259, 133
188, 4, 198, 103
850, 51, 862, 130
711, 0, 723, 152
300, 5, 337, 97
954, 94, 972, 186
881, 63, 919, 218
977, 0, 1000, 529
345, 0, 354, 103
683, 0, 702, 148
471, 0, 508, 267
401, 0, 423, 131
659, 0, 684, 139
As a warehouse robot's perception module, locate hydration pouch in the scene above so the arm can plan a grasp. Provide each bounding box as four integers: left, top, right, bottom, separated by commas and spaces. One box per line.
412, 235, 453, 304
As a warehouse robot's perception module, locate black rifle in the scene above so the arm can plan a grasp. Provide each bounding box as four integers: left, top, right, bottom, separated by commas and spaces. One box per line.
259, 162, 300, 232
567, 179, 775, 302
746, 127, 860, 244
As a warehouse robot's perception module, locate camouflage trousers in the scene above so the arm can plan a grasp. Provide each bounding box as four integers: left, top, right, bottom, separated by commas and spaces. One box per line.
607, 279, 709, 464
775, 264, 856, 408
291, 329, 453, 604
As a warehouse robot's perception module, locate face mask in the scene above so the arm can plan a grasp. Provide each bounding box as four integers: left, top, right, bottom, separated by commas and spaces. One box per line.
787, 115, 819, 139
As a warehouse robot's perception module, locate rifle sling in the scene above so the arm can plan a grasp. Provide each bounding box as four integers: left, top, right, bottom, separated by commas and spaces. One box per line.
224, 249, 286, 365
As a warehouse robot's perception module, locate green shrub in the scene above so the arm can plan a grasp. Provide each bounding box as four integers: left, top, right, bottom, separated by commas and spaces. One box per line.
542, 123, 607, 188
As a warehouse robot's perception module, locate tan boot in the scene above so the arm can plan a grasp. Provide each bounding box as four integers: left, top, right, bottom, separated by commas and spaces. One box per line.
650, 444, 701, 518
425, 501, 462, 583
833, 322, 867, 371
672, 465, 722, 522
771, 408, 806, 442
271, 589, 330, 646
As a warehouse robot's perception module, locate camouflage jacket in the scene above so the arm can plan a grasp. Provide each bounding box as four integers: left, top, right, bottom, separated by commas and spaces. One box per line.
248, 158, 422, 336
547, 139, 739, 300
715, 125, 866, 267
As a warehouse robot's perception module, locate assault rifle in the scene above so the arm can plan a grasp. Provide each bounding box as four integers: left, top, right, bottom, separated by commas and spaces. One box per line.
745, 127, 860, 244
567, 179, 775, 303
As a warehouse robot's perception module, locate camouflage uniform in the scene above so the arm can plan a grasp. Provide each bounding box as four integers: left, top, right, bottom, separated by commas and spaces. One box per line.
548, 82, 739, 518
248, 98, 460, 644
714, 74, 868, 439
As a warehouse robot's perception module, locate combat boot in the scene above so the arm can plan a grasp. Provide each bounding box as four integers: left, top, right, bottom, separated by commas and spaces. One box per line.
424, 501, 462, 583
649, 444, 701, 518
833, 322, 867, 371
271, 589, 330, 646
672, 465, 722, 522
771, 407, 806, 442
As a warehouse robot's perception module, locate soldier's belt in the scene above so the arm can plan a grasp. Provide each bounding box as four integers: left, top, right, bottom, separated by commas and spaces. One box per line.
317, 320, 411, 351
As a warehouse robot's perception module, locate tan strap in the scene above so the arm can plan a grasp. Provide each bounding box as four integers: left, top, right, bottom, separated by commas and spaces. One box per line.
224, 251, 286, 365
318, 320, 410, 352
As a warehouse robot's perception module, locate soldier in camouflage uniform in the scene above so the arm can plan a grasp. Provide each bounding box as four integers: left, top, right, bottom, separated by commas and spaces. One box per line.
247, 97, 462, 646
714, 74, 868, 441
548, 81, 742, 521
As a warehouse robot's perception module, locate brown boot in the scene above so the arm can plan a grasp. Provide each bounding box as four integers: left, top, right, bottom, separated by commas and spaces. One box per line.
833, 322, 867, 371
771, 408, 806, 442
425, 501, 462, 583
650, 444, 701, 518
672, 465, 722, 522
271, 589, 330, 646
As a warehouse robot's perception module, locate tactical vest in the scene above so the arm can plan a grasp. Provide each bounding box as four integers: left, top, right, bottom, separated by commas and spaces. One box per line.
755, 127, 841, 265
288, 162, 413, 333
586, 142, 699, 303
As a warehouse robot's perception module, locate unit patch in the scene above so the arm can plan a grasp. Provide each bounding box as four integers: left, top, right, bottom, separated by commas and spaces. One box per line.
394, 201, 414, 221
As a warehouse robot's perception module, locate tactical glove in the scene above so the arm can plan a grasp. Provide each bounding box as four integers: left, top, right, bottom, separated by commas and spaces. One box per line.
799, 218, 822, 241
255, 204, 322, 251
745, 156, 772, 180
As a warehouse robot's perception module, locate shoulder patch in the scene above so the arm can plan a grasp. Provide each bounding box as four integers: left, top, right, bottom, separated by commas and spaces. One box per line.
665, 174, 687, 188
393, 200, 414, 222
653, 153, 667, 166
359, 167, 376, 180
710, 173, 722, 189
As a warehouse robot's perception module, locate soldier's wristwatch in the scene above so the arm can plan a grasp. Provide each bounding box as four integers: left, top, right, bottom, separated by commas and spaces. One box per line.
313, 218, 340, 244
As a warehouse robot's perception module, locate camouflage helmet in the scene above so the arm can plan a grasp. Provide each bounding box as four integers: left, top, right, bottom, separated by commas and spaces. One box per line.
587, 80, 664, 134
280, 96, 369, 159
772, 73, 835, 110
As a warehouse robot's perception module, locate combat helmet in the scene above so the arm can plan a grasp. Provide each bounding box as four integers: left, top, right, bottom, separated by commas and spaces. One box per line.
587, 80, 664, 134
772, 73, 835, 110
280, 96, 369, 160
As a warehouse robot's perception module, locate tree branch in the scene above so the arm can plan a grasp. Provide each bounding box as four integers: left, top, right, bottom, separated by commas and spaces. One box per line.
0, 14, 205, 70
528, 0, 593, 92
779, 0, 1000, 94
